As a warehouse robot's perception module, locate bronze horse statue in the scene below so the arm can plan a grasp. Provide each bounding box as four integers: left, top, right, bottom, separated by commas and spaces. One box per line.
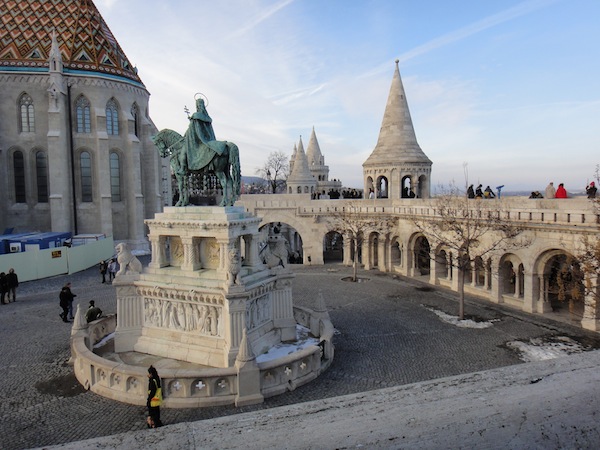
153, 128, 241, 207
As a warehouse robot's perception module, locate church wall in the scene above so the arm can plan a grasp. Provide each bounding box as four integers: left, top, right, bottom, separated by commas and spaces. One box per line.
0, 72, 163, 247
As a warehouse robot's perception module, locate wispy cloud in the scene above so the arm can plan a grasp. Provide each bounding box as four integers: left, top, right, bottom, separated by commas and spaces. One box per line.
228, 0, 295, 39
361, 0, 562, 79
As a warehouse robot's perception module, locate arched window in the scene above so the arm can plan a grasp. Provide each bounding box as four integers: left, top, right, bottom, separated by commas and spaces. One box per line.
36, 151, 48, 203
19, 93, 35, 132
13, 151, 26, 203
131, 103, 140, 137
80, 152, 93, 202
76, 96, 91, 133
297, 186, 302, 194
110, 152, 121, 202
106, 99, 119, 135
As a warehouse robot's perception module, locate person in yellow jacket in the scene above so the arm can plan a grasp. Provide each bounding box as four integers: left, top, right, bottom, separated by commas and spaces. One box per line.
147, 366, 163, 427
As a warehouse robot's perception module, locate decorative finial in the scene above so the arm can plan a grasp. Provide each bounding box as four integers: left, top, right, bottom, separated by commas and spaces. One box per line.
395, 59, 399, 65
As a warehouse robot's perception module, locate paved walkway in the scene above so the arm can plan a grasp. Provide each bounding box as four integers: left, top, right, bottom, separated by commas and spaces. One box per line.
1, 260, 599, 449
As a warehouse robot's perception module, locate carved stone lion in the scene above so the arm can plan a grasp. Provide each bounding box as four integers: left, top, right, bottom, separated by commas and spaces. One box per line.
115, 243, 143, 276
226, 248, 241, 286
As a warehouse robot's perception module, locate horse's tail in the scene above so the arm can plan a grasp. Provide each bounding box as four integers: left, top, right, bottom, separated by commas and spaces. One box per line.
229, 142, 241, 200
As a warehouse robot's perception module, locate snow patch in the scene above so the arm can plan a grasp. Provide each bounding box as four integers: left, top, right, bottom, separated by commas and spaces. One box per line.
423, 306, 496, 329
506, 336, 587, 362
93, 332, 115, 349
255, 325, 319, 363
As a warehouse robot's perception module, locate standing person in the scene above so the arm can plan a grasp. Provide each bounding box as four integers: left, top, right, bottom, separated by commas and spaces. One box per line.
59, 282, 76, 322
99, 260, 108, 283
586, 181, 597, 199
545, 182, 556, 199
6, 268, 18, 302
0, 272, 8, 305
108, 259, 118, 282
85, 300, 103, 323
555, 183, 568, 199
147, 366, 163, 427
467, 184, 475, 199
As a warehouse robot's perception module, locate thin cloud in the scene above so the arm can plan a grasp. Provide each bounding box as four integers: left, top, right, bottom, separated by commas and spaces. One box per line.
228, 0, 295, 39
361, 0, 562, 79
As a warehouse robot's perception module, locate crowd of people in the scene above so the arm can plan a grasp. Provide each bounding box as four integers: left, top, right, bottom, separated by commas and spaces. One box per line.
528, 181, 597, 199
467, 184, 496, 199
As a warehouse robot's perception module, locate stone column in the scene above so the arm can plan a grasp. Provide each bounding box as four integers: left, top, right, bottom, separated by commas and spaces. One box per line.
181, 237, 198, 271
342, 233, 352, 266
489, 260, 502, 303
377, 237, 386, 272
581, 276, 600, 331
522, 269, 536, 313
114, 279, 143, 352
362, 238, 371, 270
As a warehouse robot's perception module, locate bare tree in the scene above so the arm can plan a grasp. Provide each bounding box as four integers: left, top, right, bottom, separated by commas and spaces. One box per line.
256, 151, 289, 194
328, 206, 397, 282
410, 182, 528, 319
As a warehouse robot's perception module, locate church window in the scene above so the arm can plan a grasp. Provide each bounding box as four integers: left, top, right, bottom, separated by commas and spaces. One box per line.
106, 99, 119, 135
304, 186, 309, 194
19, 93, 35, 132
110, 152, 121, 202
36, 151, 48, 203
131, 103, 140, 137
80, 152, 93, 202
76, 96, 91, 133
297, 186, 301, 194
13, 151, 26, 203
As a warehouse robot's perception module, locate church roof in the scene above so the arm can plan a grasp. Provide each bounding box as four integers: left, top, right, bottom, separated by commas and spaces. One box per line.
288, 137, 316, 184
0, 0, 142, 85
306, 127, 323, 167
363, 60, 431, 167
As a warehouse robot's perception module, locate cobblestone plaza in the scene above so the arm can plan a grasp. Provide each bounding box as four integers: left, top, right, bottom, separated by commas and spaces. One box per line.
2, 258, 599, 449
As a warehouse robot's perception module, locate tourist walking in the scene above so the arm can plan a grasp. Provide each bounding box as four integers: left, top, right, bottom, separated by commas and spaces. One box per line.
586, 181, 597, 199
85, 300, 103, 323
99, 260, 108, 283
555, 183, 568, 199
6, 268, 18, 302
0, 272, 8, 305
59, 282, 76, 322
108, 259, 118, 282
545, 182, 556, 199
147, 366, 163, 427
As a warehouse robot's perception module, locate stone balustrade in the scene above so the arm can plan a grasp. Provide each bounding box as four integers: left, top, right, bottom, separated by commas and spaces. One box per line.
71, 307, 334, 408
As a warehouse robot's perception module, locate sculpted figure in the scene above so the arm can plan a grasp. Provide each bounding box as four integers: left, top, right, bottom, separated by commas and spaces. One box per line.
152, 94, 241, 207
115, 243, 143, 276
226, 248, 242, 286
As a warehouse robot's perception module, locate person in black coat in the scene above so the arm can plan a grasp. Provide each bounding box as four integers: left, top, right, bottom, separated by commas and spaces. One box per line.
147, 366, 163, 427
59, 282, 76, 322
6, 268, 18, 302
0, 272, 8, 305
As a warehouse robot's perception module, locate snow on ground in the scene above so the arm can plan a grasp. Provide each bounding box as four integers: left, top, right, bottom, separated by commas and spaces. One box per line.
93, 332, 115, 349
506, 336, 587, 362
255, 325, 319, 363
423, 306, 497, 329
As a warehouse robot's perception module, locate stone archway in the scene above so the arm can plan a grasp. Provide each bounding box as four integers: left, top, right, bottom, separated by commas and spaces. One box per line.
535, 250, 585, 317
323, 231, 343, 262
413, 235, 431, 276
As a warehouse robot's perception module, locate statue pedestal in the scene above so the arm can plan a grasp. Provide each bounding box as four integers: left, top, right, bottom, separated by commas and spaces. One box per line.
114, 206, 296, 368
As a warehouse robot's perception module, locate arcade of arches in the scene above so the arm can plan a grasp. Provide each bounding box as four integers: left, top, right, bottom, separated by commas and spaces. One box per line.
240, 195, 600, 333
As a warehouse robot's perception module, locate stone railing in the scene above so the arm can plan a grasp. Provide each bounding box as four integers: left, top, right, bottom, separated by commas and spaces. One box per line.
71, 307, 334, 408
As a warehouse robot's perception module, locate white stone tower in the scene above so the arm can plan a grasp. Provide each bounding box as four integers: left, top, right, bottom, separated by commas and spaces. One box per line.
363, 60, 432, 199
287, 136, 317, 195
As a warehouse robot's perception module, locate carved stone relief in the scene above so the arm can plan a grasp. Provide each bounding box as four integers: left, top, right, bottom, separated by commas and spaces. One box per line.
245, 294, 271, 331
144, 297, 222, 336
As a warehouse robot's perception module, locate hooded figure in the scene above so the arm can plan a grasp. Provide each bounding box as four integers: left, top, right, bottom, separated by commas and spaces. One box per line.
586, 181, 597, 199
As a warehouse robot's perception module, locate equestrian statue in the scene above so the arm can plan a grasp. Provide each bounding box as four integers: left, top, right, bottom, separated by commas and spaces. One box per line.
152, 95, 241, 206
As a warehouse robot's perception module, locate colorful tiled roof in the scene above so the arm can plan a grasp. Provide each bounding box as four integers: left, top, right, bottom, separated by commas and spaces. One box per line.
0, 0, 142, 84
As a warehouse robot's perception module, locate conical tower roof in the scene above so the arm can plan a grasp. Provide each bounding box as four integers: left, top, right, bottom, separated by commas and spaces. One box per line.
0, 0, 142, 85
306, 127, 323, 166
363, 60, 431, 166
288, 137, 315, 184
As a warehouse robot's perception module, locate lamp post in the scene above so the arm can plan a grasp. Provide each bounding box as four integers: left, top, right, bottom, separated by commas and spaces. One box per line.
266, 169, 272, 194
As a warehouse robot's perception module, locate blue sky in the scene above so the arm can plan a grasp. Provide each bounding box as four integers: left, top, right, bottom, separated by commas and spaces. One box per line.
97, 0, 600, 192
